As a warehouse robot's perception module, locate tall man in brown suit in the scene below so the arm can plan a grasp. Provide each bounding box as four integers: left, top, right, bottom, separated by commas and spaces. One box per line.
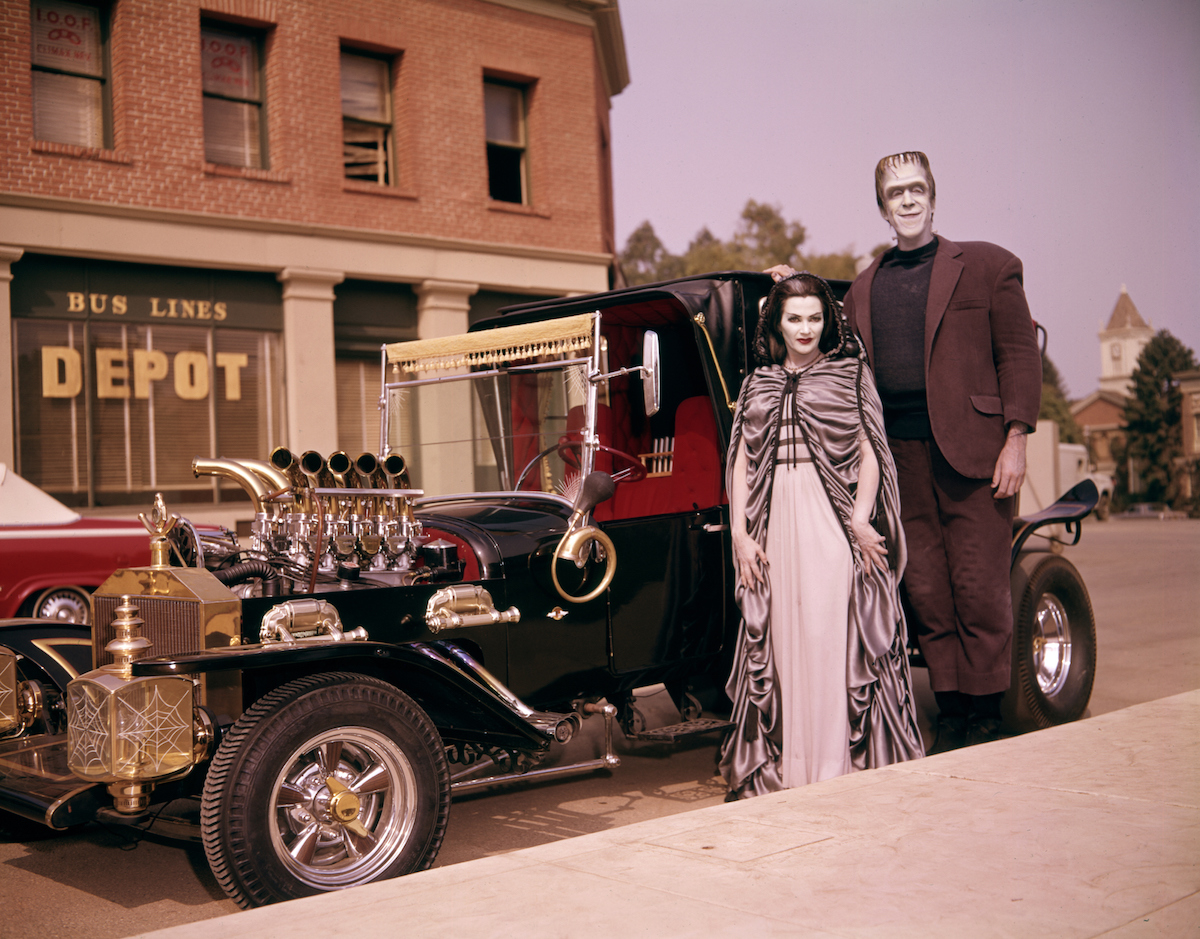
772, 151, 1042, 748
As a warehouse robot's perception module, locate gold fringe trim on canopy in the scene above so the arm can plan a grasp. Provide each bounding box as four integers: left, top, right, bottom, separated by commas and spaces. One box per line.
385, 312, 595, 374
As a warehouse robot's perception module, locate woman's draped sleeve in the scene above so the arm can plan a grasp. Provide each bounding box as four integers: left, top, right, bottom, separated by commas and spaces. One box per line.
719, 368, 788, 797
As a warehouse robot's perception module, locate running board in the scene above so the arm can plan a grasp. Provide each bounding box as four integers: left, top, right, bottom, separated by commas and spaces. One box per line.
634, 717, 735, 742
451, 703, 621, 795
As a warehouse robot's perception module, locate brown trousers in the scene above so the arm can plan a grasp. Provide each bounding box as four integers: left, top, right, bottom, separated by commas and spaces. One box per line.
889, 437, 1014, 696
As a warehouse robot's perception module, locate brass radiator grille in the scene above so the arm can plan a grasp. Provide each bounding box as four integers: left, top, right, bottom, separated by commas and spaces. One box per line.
92, 595, 203, 668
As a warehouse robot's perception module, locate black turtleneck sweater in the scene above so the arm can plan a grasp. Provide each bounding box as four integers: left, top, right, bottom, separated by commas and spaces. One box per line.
870, 237, 939, 439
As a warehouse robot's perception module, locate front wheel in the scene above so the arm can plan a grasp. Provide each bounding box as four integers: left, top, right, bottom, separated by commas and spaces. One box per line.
1002, 554, 1096, 732
201, 672, 450, 908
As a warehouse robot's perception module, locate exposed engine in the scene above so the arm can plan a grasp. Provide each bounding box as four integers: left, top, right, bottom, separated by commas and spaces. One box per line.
191, 447, 429, 596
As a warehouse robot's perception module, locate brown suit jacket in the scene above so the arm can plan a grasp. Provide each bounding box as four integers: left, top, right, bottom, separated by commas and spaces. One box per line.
842, 237, 1042, 479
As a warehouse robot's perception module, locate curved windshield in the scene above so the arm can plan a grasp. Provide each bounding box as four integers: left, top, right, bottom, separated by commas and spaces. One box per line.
385, 360, 598, 501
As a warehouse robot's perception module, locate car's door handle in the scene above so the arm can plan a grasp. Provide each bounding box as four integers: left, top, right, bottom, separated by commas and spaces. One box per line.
702, 523, 728, 532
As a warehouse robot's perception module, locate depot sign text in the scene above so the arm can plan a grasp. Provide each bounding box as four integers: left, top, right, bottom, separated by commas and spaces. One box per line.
41, 346, 250, 401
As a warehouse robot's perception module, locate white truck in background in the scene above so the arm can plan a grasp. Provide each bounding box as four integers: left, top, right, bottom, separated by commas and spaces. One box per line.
1059, 443, 1114, 520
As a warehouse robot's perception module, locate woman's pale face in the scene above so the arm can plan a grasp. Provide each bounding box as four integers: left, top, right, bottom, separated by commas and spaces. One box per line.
779, 295, 824, 367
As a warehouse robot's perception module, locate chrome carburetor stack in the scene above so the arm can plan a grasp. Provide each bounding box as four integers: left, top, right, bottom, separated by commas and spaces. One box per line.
192, 447, 423, 592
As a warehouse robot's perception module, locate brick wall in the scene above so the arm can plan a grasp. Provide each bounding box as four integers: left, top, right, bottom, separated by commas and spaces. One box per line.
1, 0, 610, 254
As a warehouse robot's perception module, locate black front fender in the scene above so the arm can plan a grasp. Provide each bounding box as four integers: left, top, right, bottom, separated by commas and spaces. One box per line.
133, 639, 557, 752
0, 619, 93, 692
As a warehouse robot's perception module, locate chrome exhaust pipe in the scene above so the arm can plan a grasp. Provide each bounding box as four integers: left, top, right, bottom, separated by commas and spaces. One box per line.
192, 457, 272, 515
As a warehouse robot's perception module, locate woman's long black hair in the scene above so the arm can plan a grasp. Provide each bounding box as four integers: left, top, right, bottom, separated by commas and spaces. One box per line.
752, 271, 859, 367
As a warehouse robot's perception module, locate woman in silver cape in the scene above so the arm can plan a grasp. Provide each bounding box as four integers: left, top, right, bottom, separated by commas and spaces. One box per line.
720, 272, 924, 799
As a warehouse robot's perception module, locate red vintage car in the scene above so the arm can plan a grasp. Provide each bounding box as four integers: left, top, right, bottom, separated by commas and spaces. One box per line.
0, 463, 151, 623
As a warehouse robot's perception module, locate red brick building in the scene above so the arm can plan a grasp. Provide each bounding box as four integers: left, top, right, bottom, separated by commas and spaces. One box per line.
0, 0, 627, 518
1070, 390, 1125, 476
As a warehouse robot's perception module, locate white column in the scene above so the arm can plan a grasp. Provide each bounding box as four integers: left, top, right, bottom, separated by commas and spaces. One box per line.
412, 280, 478, 494
415, 279, 477, 339
0, 246, 25, 468
278, 268, 344, 456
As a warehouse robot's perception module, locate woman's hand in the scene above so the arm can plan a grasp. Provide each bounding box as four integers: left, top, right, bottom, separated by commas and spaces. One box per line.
732, 528, 769, 588
764, 264, 797, 283
850, 514, 887, 573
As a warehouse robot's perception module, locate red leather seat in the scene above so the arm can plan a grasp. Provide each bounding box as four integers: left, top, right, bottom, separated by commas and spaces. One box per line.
610, 396, 721, 518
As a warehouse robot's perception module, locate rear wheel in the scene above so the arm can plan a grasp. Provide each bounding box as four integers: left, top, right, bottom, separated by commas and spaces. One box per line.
1002, 554, 1096, 732
201, 672, 450, 908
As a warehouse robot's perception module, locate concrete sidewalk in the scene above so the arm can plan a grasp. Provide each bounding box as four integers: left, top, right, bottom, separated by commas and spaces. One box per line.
137, 690, 1200, 938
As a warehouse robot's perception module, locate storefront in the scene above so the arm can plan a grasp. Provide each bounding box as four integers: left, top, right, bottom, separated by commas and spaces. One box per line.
11, 254, 284, 507
9, 253, 556, 509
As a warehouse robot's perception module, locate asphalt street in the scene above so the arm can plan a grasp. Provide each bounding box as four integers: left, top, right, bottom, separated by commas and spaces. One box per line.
1, 517, 1196, 938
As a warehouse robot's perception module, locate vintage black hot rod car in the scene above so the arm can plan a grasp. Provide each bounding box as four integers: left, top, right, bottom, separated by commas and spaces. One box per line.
0, 272, 1097, 908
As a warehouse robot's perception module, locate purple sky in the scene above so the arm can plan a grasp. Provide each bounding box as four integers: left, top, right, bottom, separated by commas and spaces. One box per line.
609, 0, 1200, 399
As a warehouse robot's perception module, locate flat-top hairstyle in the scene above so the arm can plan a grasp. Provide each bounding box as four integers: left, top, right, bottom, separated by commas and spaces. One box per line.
754, 272, 858, 367
874, 151, 936, 209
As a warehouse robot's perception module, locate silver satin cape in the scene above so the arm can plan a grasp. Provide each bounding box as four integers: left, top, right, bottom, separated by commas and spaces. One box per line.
719, 357, 925, 798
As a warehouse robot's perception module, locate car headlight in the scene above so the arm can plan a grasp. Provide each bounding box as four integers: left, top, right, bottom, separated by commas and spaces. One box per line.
65, 595, 202, 812
0, 648, 20, 735
66, 670, 195, 784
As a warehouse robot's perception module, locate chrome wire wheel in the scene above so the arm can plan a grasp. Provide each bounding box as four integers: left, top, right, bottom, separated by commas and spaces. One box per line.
1031, 593, 1072, 698
269, 728, 419, 890
32, 586, 91, 624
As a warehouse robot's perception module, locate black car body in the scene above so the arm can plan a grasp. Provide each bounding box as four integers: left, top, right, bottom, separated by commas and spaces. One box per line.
0, 271, 1096, 908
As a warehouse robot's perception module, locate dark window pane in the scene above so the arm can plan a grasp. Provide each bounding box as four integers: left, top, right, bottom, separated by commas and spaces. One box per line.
487, 144, 523, 203
343, 120, 389, 183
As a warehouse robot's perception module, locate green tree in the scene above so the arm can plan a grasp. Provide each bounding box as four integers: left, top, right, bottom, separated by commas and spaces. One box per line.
1039, 353, 1082, 444
797, 250, 859, 281
1121, 330, 1197, 507
619, 221, 674, 286
681, 226, 738, 276
729, 200, 806, 271
618, 203, 885, 286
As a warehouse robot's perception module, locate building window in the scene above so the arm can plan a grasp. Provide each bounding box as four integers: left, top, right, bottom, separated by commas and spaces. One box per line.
484, 80, 527, 204
200, 24, 265, 168
10, 254, 284, 507
30, 0, 108, 148
341, 51, 393, 185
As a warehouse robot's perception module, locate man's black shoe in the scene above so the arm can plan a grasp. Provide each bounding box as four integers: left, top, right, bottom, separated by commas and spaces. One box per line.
965, 715, 1006, 747
929, 713, 969, 754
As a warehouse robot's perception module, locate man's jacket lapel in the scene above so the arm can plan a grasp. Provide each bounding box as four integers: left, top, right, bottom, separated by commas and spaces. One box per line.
925, 237, 964, 369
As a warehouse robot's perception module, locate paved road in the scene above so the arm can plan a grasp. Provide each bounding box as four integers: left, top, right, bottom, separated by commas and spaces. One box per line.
1, 518, 1197, 938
